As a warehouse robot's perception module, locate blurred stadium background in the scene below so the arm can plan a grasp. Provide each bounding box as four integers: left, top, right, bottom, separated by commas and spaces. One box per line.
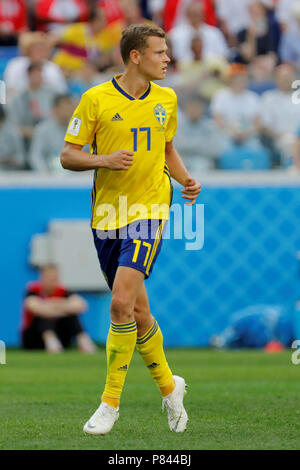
1, 0, 300, 351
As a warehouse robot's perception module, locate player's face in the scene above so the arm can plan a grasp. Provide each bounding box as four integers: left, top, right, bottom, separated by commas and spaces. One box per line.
138, 36, 170, 81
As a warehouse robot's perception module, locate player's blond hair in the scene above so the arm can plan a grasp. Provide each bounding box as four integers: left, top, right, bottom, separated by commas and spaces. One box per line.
120, 24, 166, 64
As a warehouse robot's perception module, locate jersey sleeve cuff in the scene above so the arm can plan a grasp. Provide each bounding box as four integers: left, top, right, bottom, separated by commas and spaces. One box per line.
64, 136, 90, 146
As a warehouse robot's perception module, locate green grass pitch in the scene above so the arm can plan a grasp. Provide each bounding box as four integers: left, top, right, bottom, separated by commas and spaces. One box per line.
0, 348, 299, 450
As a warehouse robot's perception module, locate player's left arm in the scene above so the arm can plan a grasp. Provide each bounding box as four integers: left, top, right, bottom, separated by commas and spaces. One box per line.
165, 140, 201, 206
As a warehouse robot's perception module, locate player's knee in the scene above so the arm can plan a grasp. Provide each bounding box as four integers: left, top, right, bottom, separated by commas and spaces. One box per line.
110, 294, 133, 323
134, 304, 151, 325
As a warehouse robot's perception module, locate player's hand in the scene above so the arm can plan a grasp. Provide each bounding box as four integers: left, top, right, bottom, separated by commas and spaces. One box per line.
181, 177, 201, 206
102, 150, 134, 170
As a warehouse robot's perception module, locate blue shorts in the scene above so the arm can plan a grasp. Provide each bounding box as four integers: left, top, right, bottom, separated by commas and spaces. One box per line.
92, 219, 166, 290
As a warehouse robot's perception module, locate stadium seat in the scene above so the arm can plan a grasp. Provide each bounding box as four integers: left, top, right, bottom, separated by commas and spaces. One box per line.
219, 144, 271, 170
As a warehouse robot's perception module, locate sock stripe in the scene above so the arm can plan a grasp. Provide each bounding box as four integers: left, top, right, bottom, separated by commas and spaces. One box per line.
111, 321, 137, 333
111, 322, 137, 334
136, 320, 158, 344
111, 321, 136, 327
137, 320, 157, 342
111, 327, 137, 333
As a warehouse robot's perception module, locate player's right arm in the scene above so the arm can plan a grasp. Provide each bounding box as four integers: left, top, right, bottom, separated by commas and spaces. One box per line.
61, 91, 133, 171
60, 142, 134, 171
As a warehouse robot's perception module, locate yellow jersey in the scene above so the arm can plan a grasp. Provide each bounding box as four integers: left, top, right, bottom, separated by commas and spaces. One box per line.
65, 74, 177, 230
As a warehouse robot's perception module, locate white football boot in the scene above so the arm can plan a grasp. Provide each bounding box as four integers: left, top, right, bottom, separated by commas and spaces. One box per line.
162, 375, 188, 432
83, 402, 119, 435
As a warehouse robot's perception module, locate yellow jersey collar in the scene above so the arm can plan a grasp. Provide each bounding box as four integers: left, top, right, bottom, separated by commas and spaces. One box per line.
112, 75, 151, 101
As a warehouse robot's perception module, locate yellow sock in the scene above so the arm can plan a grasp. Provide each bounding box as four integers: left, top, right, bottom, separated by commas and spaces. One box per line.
102, 321, 137, 408
136, 319, 175, 397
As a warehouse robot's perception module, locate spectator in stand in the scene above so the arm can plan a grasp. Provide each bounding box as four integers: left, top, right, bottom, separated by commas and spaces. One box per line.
0, 0, 28, 45
216, 0, 251, 48
236, 1, 279, 64
168, 1, 228, 63
211, 63, 261, 145
95, 0, 123, 25
276, 0, 298, 31
33, 0, 89, 33
174, 94, 228, 172
177, 35, 205, 88
21, 264, 96, 353
8, 62, 55, 160
210, 63, 270, 170
259, 64, 300, 167
29, 94, 75, 172
248, 55, 276, 95
4, 32, 67, 99
163, 0, 186, 31
279, 1, 300, 69
163, 0, 217, 32
101, 0, 154, 44
201, 0, 218, 27
148, 0, 165, 26
67, 60, 105, 100
141, 0, 153, 20
52, 6, 116, 75
178, 35, 228, 100
0, 105, 25, 170
118, 0, 154, 27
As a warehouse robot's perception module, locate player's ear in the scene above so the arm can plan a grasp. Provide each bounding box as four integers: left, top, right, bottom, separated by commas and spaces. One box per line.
129, 49, 141, 65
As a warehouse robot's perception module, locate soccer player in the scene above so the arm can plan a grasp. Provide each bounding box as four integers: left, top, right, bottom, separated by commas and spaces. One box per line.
60, 24, 201, 435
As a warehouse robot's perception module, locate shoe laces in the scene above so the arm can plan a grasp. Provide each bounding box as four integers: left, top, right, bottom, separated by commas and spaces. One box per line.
95, 403, 117, 420
162, 395, 181, 420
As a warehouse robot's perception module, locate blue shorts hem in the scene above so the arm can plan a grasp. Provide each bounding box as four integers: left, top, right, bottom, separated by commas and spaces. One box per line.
118, 262, 149, 279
